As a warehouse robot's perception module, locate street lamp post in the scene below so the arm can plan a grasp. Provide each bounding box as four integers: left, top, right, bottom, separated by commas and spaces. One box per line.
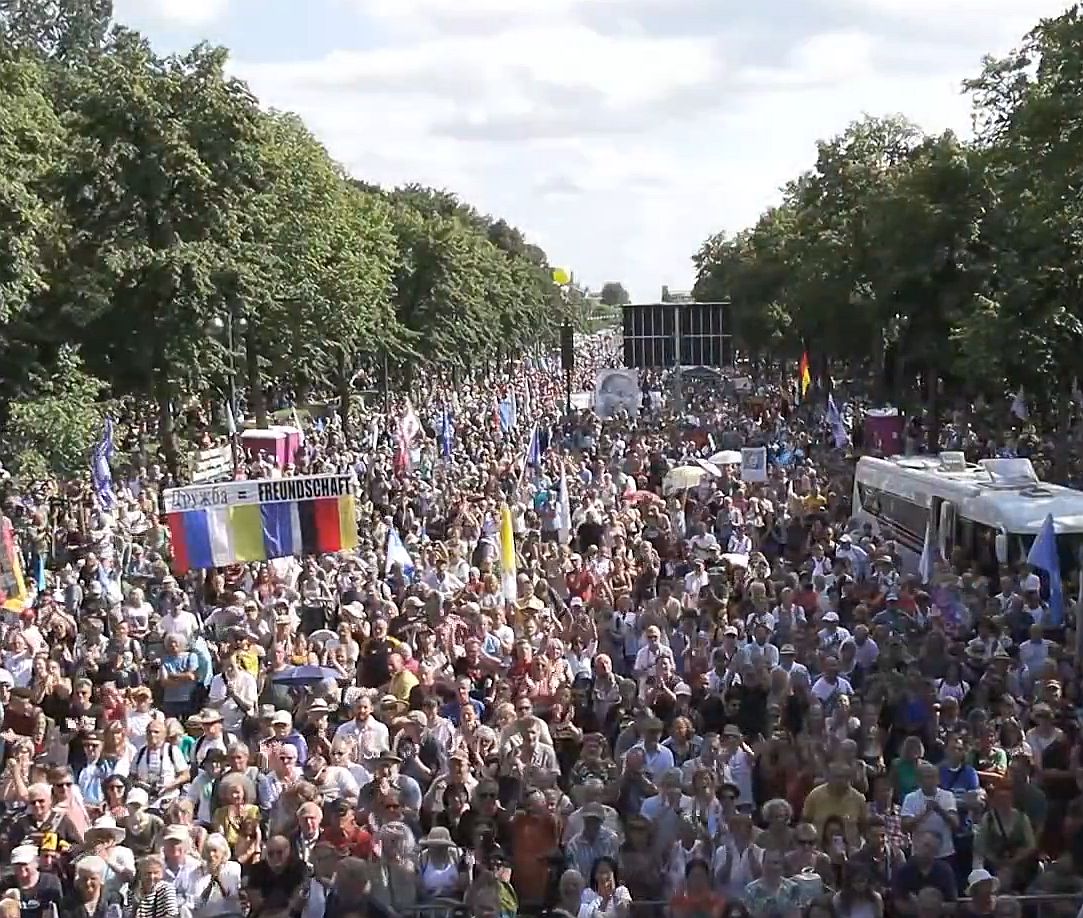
208, 310, 248, 463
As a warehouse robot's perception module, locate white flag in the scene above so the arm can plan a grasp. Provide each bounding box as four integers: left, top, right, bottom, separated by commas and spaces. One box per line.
557, 462, 572, 545
1010, 389, 1028, 421
385, 528, 415, 577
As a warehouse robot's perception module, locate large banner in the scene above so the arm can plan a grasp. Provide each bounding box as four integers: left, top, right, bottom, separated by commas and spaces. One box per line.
164, 474, 358, 571
0, 518, 27, 612
594, 369, 641, 418
741, 447, 768, 482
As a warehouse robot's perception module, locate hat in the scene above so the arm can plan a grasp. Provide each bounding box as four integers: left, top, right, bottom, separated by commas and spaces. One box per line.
839, 534, 852, 544
519, 596, 545, 612
723, 724, 742, 738
822, 611, 840, 623
723, 626, 739, 638
394, 710, 427, 729
674, 682, 692, 697
1022, 573, 1041, 592
780, 644, 796, 655
197, 708, 222, 724
11, 845, 37, 865
307, 699, 331, 716
965, 639, 986, 659
377, 751, 403, 765
419, 827, 456, 848
580, 802, 606, 821
259, 704, 277, 720
126, 787, 149, 808
270, 711, 292, 726
380, 695, 408, 714
163, 825, 189, 843
966, 869, 1000, 894
0, 669, 14, 688
85, 815, 126, 844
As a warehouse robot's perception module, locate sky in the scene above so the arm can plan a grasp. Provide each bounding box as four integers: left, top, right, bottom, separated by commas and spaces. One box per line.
112, 0, 1074, 301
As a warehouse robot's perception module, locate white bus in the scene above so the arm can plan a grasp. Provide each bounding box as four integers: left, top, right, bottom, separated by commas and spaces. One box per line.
851, 453, 1083, 576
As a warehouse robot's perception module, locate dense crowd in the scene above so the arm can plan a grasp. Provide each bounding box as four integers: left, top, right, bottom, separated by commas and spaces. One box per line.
0, 353, 1082, 918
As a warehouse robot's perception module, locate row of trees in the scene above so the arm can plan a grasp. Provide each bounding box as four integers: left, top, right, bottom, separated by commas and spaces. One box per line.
0, 1, 581, 477
692, 6, 1083, 446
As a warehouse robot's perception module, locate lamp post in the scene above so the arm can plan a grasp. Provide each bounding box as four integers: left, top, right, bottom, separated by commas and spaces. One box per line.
208, 311, 248, 462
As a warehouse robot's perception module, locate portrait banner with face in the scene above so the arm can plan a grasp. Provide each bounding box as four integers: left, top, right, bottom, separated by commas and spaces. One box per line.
593, 369, 641, 419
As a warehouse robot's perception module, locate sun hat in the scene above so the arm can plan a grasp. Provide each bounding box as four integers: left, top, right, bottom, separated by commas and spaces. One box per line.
419, 827, 456, 848
85, 815, 126, 844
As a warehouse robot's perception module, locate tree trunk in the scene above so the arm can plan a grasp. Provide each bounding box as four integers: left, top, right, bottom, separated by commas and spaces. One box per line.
156, 372, 180, 479
246, 324, 268, 429
1053, 397, 1072, 483
337, 346, 352, 440
926, 362, 941, 453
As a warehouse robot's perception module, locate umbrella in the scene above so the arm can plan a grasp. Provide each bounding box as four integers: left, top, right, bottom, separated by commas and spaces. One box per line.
663, 465, 707, 494
709, 450, 742, 466
271, 665, 342, 686
694, 458, 722, 479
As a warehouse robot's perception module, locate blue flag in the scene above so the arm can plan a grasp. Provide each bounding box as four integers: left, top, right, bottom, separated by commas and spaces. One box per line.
440, 408, 454, 459
526, 425, 542, 469
1027, 513, 1064, 627
90, 419, 116, 511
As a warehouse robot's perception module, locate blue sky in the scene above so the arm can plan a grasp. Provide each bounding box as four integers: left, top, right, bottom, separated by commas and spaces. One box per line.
113, 0, 1073, 300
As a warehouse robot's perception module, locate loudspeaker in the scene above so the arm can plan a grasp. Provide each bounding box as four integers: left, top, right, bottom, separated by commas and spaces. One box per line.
560, 323, 574, 372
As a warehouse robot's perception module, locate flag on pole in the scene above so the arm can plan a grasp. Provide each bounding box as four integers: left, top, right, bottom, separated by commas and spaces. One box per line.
918, 515, 937, 584
90, 419, 116, 512
522, 376, 532, 422
498, 389, 518, 432
440, 408, 454, 460
1027, 513, 1064, 626
385, 527, 415, 579
557, 462, 572, 545
225, 401, 237, 436
526, 425, 542, 470
798, 352, 811, 399
399, 400, 421, 445
499, 504, 517, 604
826, 394, 850, 448
291, 407, 305, 445
1010, 389, 1029, 421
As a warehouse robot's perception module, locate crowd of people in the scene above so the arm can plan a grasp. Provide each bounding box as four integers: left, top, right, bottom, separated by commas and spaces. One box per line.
0, 350, 1082, 918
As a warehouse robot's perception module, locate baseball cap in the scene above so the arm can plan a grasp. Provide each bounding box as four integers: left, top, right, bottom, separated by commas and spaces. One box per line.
11, 846, 37, 865
822, 611, 840, 623
126, 787, 149, 808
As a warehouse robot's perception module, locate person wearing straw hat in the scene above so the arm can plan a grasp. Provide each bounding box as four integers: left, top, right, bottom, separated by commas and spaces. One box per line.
80, 815, 135, 905
417, 827, 463, 900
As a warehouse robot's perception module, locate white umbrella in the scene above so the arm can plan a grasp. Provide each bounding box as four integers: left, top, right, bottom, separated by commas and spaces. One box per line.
663, 465, 707, 494
710, 450, 742, 466
694, 458, 723, 478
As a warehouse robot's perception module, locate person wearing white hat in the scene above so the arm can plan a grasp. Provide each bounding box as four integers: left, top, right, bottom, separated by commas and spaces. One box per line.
11, 844, 63, 918
82, 814, 136, 903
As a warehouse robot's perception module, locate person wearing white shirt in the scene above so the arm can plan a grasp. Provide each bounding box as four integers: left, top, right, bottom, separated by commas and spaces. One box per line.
740, 624, 779, 669
640, 768, 692, 821
628, 718, 675, 782
207, 660, 258, 735
332, 696, 390, 767
810, 657, 853, 709
633, 626, 673, 683
683, 560, 710, 605
187, 834, 243, 918
1018, 624, 1054, 674
777, 645, 810, 683
900, 762, 959, 859
727, 528, 752, 555
817, 612, 852, 651
158, 608, 200, 640
851, 625, 879, 670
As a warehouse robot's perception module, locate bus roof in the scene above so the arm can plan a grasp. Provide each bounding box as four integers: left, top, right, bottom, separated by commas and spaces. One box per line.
855, 454, 1083, 534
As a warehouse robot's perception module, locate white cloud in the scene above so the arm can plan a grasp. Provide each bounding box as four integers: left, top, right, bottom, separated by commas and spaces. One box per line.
114, 0, 230, 27
227, 0, 1073, 300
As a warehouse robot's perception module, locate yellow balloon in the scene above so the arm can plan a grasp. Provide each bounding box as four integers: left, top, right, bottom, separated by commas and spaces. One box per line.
552, 267, 570, 286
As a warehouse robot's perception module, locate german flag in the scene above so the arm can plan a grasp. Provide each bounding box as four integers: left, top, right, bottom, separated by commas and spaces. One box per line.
798, 352, 811, 399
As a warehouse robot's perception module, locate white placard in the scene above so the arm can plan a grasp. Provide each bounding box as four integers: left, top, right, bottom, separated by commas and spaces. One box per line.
163, 474, 354, 513
741, 447, 767, 482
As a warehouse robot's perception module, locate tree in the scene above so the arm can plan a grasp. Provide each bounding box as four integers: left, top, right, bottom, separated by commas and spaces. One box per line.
3, 345, 107, 479
598, 282, 630, 307
0, 0, 112, 60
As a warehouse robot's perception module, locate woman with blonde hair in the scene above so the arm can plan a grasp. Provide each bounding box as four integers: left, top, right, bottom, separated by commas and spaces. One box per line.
102, 720, 136, 775
368, 822, 420, 914
210, 774, 260, 849
0, 737, 33, 803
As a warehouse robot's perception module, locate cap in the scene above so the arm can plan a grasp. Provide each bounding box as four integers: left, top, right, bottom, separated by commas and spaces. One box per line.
126, 787, 149, 808
270, 711, 292, 726
674, 682, 692, 697
822, 611, 840, 623
1022, 573, 1041, 592
11, 845, 37, 865
723, 626, 739, 637
723, 724, 742, 738
162, 825, 190, 842
197, 708, 222, 724
580, 802, 606, 820
780, 644, 796, 655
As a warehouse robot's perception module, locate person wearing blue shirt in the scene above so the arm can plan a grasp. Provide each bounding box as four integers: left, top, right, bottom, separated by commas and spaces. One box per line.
939, 735, 981, 888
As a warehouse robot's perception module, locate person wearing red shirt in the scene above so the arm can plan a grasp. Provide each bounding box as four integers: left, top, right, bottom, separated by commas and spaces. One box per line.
319, 799, 374, 858
565, 556, 594, 604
